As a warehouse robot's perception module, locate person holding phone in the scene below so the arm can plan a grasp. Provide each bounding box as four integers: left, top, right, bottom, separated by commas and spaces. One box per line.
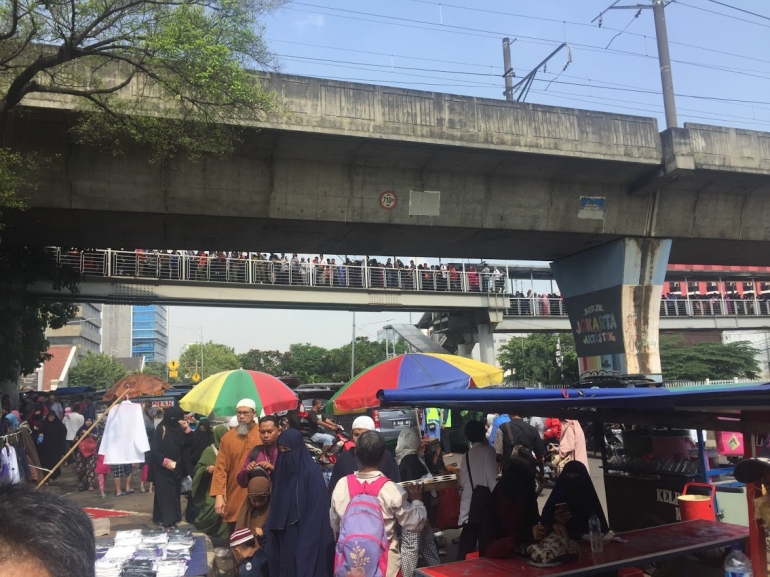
540, 461, 608, 539
151, 406, 194, 529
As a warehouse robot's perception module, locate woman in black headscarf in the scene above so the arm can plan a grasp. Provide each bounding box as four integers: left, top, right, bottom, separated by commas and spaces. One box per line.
264, 428, 334, 577
151, 406, 193, 528
191, 418, 213, 467
481, 457, 542, 558
541, 460, 609, 539
37, 410, 67, 485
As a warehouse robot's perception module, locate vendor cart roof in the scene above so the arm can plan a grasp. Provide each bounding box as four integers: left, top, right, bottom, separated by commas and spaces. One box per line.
378, 383, 770, 433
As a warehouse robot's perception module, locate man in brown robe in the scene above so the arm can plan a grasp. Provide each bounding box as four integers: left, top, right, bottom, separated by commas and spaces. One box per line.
211, 398, 262, 532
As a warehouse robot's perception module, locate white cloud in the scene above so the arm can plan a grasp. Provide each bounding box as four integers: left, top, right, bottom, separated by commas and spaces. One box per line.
295, 13, 325, 32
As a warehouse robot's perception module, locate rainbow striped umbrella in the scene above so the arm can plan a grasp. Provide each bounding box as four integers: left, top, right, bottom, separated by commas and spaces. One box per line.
179, 369, 298, 417
326, 353, 503, 415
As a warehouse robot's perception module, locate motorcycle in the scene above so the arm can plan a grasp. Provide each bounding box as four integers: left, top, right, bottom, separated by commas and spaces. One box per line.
604, 423, 625, 458
303, 425, 353, 466
536, 444, 559, 496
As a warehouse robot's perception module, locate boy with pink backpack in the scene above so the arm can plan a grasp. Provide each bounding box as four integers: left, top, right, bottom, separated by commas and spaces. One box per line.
330, 431, 427, 577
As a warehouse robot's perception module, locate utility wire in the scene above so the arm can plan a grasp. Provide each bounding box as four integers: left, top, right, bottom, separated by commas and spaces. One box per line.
604, 9, 642, 49
269, 38, 768, 99
397, 0, 770, 66
705, 0, 770, 22
277, 52, 770, 107
531, 89, 770, 128
674, 0, 770, 28
268, 38, 498, 70
286, 3, 770, 80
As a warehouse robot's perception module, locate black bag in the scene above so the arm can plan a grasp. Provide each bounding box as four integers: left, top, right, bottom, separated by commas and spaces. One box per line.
184, 495, 200, 524
465, 453, 493, 525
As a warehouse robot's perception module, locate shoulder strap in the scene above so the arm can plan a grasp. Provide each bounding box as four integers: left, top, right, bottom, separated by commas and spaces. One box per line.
346, 474, 388, 498
465, 453, 475, 490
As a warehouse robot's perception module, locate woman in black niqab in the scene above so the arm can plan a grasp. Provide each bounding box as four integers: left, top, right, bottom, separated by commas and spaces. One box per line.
151, 406, 193, 528
38, 411, 67, 484
190, 418, 213, 467
541, 460, 609, 538
264, 428, 334, 577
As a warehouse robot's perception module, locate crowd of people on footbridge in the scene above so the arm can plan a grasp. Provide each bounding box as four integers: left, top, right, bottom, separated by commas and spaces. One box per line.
50, 247, 510, 293
47, 247, 770, 317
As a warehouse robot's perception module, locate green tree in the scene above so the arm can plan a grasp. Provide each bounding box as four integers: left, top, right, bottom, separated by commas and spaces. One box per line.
328, 337, 409, 382
497, 333, 579, 385
142, 360, 181, 385
660, 335, 760, 381
0, 0, 283, 218
180, 341, 239, 379
282, 343, 335, 384
69, 352, 128, 388
239, 349, 291, 376
0, 246, 79, 405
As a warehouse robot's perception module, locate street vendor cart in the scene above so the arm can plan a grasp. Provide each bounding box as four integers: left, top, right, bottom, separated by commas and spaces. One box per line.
380, 383, 770, 577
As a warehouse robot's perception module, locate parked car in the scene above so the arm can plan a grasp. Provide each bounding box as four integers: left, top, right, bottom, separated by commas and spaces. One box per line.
328, 406, 418, 441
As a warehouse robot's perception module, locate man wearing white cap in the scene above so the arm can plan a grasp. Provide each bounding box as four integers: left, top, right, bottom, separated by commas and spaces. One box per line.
328, 415, 401, 491
211, 399, 263, 531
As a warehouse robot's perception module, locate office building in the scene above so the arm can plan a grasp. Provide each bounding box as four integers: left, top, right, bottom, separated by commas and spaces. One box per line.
45, 303, 102, 359
131, 305, 168, 363
102, 304, 169, 363
102, 304, 133, 358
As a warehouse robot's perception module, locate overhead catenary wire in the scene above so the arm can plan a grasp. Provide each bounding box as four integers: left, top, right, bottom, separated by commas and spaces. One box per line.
401, 0, 770, 64
270, 38, 768, 104
704, 0, 770, 22
276, 53, 770, 107
674, 0, 770, 28
285, 3, 770, 81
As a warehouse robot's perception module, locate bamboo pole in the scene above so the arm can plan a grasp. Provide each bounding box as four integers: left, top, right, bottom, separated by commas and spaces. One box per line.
37, 387, 131, 488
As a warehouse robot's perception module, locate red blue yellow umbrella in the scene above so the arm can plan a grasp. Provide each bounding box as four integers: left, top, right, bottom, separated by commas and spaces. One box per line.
179, 369, 298, 417
325, 353, 502, 415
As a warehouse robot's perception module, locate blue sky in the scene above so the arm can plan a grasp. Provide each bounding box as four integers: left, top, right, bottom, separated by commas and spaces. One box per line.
167, 1, 770, 359
261, 0, 770, 130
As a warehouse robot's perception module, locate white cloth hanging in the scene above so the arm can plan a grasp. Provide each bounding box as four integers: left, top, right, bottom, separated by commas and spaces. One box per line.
63, 413, 85, 441
1, 444, 20, 484
99, 401, 150, 465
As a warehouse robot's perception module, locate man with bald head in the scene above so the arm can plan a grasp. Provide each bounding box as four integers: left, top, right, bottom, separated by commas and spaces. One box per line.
211, 398, 263, 531
328, 415, 401, 491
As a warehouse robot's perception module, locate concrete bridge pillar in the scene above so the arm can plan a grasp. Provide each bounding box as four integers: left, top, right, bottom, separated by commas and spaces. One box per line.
457, 343, 475, 358
550, 238, 672, 381
478, 323, 496, 366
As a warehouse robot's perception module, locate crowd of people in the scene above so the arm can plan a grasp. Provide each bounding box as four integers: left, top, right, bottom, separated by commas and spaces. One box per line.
52, 248, 509, 293
1, 391, 606, 577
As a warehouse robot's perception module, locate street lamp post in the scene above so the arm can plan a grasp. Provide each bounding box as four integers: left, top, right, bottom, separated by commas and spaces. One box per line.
171, 325, 204, 377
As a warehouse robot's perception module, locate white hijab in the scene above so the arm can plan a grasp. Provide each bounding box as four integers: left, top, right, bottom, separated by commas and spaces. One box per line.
395, 427, 422, 464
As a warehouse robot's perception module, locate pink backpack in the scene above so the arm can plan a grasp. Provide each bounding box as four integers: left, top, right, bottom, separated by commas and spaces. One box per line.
334, 475, 390, 577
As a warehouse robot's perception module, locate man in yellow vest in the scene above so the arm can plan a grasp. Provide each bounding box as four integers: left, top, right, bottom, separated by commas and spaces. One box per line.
440, 408, 453, 457
425, 408, 441, 441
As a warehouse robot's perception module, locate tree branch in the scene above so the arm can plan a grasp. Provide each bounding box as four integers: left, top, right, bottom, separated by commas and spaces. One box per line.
0, 0, 20, 41
25, 71, 135, 98
0, 24, 37, 69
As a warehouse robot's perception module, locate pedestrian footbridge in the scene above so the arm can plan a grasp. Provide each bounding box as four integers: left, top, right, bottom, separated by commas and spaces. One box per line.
30, 249, 770, 335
